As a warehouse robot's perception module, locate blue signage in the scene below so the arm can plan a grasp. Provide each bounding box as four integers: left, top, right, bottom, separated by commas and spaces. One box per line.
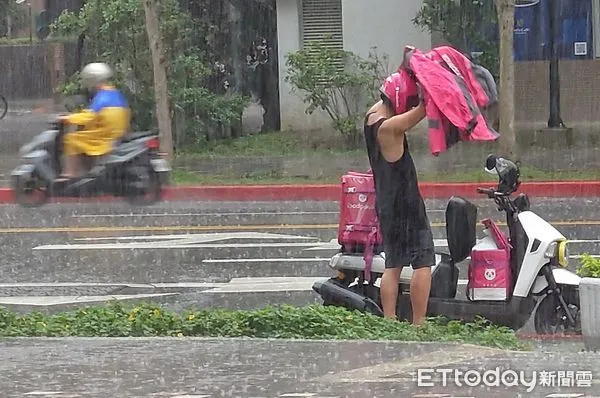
513, 0, 593, 61
514, 0, 548, 61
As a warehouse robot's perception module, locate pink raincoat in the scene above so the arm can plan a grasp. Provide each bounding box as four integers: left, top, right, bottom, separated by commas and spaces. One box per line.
401, 46, 499, 156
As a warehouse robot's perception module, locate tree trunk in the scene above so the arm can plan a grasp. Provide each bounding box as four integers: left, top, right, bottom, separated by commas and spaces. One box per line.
143, 0, 173, 163
495, 0, 518, 160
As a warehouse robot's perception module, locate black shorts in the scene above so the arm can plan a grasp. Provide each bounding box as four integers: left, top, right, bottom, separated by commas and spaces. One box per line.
382, 223, 436, 270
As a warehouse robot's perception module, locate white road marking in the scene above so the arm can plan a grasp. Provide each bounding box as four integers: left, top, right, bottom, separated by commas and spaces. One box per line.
170, 395, 211, 398
72, 232, 318, 242
142, 282, 220, 288
34, 242, 329, 250
0, 282, 220, 289
24, 392, 65, 396
315, 344, 505, 384
36, 232, 328, 250
34, 229, 599, 256
305, 239, 340, 251
0, 293, 177, 306
73, 211, 339, 218
305, 238, 454, 251
545, 394, 585, 398
411, 395, 453, 398
303, 237, 600, 252
0, 278, 333, 302
0, 278, 465, 294
203, 277, 328, 293
202, 258, 330, 263
411, 395, 454, 398
71, 210, 444, 218
0, 282, 147, 288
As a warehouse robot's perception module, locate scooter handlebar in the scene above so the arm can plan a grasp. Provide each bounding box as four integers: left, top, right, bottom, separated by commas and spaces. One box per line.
476, 187, 496, 198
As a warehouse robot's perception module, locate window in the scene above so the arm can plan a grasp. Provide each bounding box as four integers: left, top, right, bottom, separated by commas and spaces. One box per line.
300, 0, 344, 72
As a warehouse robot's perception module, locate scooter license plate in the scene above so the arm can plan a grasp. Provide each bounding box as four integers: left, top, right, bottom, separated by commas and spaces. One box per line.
150, 158, 171, 172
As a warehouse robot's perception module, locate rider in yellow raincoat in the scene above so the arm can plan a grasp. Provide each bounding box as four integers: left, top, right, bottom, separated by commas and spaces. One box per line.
58, 62, 131, 181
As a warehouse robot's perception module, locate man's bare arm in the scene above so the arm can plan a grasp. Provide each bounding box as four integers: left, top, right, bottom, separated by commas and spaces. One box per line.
379, 103, 425, 136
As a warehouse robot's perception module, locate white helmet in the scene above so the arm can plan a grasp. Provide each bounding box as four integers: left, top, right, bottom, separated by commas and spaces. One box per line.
80, 62, 113, 90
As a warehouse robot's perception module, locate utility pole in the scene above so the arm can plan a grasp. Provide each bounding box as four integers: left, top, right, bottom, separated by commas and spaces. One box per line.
142, 0, 174, 163
547, 0, 564, 128
495, 0, 517, 159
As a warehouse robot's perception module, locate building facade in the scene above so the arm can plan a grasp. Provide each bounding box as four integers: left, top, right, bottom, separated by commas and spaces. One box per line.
275, 0, 432, 132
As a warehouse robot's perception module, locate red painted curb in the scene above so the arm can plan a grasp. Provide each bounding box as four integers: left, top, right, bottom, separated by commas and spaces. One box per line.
1, 181, 600, 204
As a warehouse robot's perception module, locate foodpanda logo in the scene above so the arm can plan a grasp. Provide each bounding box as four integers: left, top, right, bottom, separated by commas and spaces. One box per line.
484, 268, 496, 281
358, 194, 367, 203
347, 203, 374, 210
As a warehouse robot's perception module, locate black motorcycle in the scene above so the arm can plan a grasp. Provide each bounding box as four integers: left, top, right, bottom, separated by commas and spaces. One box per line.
11, 96, 170, 207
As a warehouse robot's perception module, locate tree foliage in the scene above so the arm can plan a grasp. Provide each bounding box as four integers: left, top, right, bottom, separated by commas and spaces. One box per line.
51, 0, 250, 149
0, 0, 29, 37
413, 0, 499, 79
285, 39, 390, 148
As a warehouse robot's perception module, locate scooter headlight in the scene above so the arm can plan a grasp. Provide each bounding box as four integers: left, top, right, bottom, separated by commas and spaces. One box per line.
557, 240, 569, 268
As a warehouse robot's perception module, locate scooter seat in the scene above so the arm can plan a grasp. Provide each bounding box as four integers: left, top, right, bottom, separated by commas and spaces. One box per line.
120, 131, 157, 143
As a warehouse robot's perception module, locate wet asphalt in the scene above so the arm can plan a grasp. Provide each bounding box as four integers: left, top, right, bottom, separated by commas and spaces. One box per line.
0, 198, 597, 302
0, 198, 598, 397
0, 337, 598, 398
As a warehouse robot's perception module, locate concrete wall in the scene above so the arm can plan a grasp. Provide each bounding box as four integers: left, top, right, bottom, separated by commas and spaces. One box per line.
341, 0, 431, 66
276, 0, 331, 132
514, 60, 600, 134
276, 0, 432, 132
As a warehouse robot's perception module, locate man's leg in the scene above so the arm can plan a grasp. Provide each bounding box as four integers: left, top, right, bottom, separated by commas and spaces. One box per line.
409, 266, 432, 325
60, 133, 83, 179
409, 228, 436, 326
63, 155, 81, 178
380, 266, 403, 319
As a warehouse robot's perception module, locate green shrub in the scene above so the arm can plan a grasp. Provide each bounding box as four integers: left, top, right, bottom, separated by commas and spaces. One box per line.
0, 302, 529, 350
285, 38, 390, 148
577, 253, 600, 278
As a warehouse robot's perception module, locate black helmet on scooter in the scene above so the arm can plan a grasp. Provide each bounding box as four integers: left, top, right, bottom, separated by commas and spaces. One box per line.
485, 154, 520, 195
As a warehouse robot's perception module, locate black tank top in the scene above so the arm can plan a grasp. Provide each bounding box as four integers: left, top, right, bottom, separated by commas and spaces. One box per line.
363, 113, 428, 226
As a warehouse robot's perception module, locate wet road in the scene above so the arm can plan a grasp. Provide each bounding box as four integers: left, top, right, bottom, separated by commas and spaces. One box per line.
0, 198, 599, 397
0, 337, 598, 398
0, 197, 597, 314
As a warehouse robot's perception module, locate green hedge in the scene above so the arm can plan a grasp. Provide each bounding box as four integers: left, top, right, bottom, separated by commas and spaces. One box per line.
0, 302, 529, 350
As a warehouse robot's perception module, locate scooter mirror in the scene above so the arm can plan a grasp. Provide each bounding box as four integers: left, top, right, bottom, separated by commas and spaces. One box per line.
485, 153, 496, 167
484, 166, 498, 176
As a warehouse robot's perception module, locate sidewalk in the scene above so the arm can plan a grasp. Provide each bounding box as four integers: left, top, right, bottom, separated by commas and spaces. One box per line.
0, 337, 597, 397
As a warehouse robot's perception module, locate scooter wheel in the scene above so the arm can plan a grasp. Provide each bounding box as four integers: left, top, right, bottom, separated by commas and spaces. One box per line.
534, 286, 581, 335
12, 174, 49, 208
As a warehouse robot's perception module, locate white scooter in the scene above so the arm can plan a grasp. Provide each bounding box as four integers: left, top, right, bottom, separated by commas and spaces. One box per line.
312, 155, 581, 334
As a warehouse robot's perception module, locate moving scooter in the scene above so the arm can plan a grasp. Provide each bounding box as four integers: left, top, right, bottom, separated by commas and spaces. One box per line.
312, 155, 581, 334
11, 96, 170, 207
